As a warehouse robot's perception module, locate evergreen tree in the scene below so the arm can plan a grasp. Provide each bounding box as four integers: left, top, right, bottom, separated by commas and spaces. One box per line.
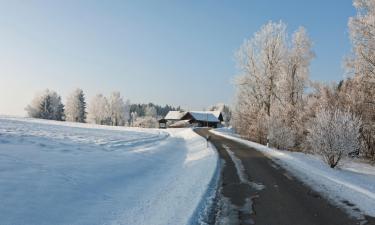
65, 88, 87, 123
39, 94, 53, 120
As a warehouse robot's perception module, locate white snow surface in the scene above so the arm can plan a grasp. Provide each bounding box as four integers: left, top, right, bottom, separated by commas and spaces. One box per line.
0, 116, 218, 225
211, 128, 375, 218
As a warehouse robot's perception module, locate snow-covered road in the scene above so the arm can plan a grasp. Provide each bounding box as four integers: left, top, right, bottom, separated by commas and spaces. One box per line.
0, 117, 218, 225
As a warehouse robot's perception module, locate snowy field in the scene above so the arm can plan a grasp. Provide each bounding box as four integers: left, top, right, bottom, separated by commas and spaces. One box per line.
211, 128, 375, 220
0, 116, 218, 225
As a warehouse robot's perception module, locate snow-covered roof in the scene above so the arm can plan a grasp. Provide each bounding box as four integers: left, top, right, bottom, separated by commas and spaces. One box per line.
190, 111, 222, 120
210, 111, 222, 119
188, 111, 220, 122
164, 111, 186, 120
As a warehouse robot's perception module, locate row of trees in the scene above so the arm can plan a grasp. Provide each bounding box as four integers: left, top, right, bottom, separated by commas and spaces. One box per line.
128, 103, 183, 128
26, 89, 130, 126
232, 0, 375, 167
25, 89, 182, 128
26, 89, 82, 122
130, 103, 181, 118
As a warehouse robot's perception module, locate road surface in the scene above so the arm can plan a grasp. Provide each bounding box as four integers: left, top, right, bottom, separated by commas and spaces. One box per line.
195, 128, 374, 225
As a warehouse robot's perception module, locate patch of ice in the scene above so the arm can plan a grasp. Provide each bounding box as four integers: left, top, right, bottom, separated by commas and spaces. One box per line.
214, 195, 254, 225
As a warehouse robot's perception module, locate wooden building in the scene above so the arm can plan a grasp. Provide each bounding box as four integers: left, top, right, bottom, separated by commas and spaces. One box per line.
163, 110, 223, 128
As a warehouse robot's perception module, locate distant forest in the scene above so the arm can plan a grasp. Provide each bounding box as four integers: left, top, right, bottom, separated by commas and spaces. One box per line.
130, 103, 181, 118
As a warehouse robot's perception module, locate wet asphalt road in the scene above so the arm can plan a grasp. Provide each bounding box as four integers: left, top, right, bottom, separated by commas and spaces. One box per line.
195, 128, 374, 225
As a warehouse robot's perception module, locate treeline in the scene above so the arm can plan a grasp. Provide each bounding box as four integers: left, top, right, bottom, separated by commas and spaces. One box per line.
25, 89, 180, 128
232, 0, 375, 167
130, 103, 181, 118
129, 103, 182, 128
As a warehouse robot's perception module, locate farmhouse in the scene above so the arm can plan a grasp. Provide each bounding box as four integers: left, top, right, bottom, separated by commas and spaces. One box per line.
163, 110, 223, 128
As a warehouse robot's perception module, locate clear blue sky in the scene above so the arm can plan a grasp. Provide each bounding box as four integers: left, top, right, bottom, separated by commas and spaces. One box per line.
0, 0, 355, 115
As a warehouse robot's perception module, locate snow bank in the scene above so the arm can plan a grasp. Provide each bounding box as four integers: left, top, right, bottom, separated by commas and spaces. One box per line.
211, 128, 375, 218
0, 117, 218, 225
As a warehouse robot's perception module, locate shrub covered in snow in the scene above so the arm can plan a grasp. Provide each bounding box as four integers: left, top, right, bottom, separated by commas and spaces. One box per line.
306, 108, 362, 168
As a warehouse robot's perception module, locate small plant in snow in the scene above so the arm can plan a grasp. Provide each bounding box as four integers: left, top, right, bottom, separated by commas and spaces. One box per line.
306, 107, 362, 168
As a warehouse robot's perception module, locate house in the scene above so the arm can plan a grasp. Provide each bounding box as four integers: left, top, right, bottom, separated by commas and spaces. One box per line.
181, 111, 221, 128
163, 110, 223, 128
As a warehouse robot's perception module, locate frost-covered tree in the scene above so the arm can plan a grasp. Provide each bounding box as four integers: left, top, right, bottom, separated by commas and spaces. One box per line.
268, 111, 296, 150
306, 108, 362, 168
130, 111, 138, 127
25, 92, 44, 118
345, 0, 375, 160
338, 77, 375, 159
270, 27, 314, 149
282, 28, 313, 104
236, 21, 286, 117
108, 92, 130, 126
145, 105, 157, 118
65, 88, 86, 123
348, 0, 375, 80
233, 21, 314, 146
234, 21, 287, 143
279, 27, 314, 124
87, 94, 110, 125
25, 89, 64, 121
133, 105, 157, 128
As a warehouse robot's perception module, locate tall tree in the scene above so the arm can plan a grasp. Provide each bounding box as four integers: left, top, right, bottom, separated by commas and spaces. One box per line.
280, 27, 314, 114
108, 92, 130, 126
233, 21, 314, 146
346, 0, 375, 159
273, 27, 314, 148
65, 88, 87, 123
236, 21, 287, 117
87, 94, 110, 125
145, 105, 157, 118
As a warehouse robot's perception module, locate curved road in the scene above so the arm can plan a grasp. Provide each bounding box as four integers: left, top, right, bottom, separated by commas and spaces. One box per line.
195, 128, 375, 225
